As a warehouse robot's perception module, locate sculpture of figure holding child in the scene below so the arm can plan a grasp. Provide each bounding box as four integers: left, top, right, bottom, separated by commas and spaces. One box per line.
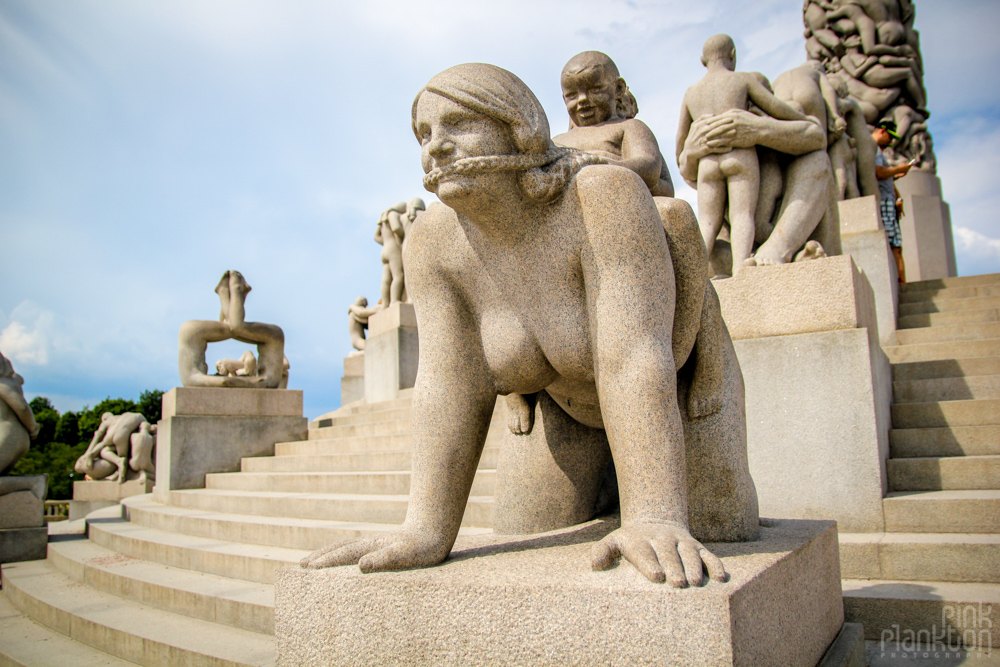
302, 63, 759, 587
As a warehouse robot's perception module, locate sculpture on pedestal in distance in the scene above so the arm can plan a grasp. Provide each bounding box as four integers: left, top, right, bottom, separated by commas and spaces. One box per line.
303, 63, 759, 587
74, 412, 156, 485
376, 198, 425, 308
178, 270, 287, 389
0, 351, 47, 500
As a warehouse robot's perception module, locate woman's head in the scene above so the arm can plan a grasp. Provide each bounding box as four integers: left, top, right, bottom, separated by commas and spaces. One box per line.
412, 63, 604, 203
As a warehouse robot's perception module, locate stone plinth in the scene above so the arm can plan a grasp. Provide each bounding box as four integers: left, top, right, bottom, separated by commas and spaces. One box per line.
70, 478, 154, 521
153, 387, 307, 503
341, 353, 364, 406
0, 490, 43, 530
896, 170, 957, 281
364, 302, 418, 404
276, 518, 844, 667
716, 256, 892, 532
0, 488, 47, 564
838, 195, 899, 346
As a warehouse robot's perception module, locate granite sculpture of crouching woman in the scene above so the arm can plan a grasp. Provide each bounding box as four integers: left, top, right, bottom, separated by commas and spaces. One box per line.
302, 63, 759, 587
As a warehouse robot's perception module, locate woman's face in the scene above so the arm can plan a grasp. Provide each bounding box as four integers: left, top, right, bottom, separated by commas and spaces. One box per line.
414, 92, 516, 199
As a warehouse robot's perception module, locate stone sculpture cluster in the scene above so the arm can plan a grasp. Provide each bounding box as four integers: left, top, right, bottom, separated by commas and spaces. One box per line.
179, 271, 288, 389
348, 199, 425, 353
803, 0, 933, 170
306, 61, 759, 588
74, 412, 156, 485
677, 36, 848, 276
0, 351, 47, 500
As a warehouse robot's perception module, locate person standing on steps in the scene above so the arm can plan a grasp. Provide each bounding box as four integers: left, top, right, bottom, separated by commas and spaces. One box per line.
873, 119, 912, 282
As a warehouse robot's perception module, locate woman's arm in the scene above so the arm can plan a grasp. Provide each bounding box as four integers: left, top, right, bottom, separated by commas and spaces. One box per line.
576, 167, 725, 586
302, 206, 496, 571
0, 381, 38, 437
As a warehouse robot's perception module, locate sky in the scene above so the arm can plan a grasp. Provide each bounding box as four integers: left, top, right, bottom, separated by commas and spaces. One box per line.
2, 0, 999, 421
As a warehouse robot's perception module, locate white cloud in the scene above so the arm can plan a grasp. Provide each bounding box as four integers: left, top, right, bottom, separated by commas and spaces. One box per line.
0, 303, 56, 365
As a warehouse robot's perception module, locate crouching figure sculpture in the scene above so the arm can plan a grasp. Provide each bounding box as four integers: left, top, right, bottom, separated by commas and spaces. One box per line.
302, 63, 759, 587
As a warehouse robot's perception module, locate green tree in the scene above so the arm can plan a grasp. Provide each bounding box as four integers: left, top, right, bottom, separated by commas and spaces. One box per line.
54, 411, 79, 445
29, 397, 60, 451
137, 389, 164, 425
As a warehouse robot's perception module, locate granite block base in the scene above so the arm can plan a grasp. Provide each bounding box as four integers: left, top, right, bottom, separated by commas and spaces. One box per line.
276, 517, 844, 667
0, 526, 47, 564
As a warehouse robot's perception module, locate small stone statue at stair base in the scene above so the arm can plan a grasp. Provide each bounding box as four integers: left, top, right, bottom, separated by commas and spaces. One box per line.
347, 296, 382, 354
302, 63, 759, 587
376, 198, 426, 307
178, 270, 286, 389
677, 35, 812, 277
75, 412, 156, 485
0, 351, 47, 501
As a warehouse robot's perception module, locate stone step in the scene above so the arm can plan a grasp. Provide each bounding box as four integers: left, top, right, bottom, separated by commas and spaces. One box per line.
0, 593, 137, 666
205, 469, 497, 497
310, 392, 415, 425
898, 294, 1000, 317
839, 532, 1000, 583
883, 490, 1000, 533
895, 321, 1000, 346
900, 273, 1000, 293
46, 537, 274, 634
898, 306, 1000, 330
842, 579, 1000, 648
86, 508, 306, 585
310, 406, 413, 429
890, 426, 1000, 458
1, 559, 276, 666
888, 455, 1000, 491
892, 356, 1000, 382
893, 375, 1000, 403
241, 446, 500, 473
886, 338, 1000, 364
899, 283, 1000, 305
164, 488, 495, 529
121, 494, 490, 552
891, 399, 1000, 429
305, 419, 413, 440
276, 433, 414, 456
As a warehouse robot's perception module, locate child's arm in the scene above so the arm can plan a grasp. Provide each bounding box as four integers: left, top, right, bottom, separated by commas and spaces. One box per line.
745, 76, 811, 123
619, 120, 664, 191
675, 96, 694, 164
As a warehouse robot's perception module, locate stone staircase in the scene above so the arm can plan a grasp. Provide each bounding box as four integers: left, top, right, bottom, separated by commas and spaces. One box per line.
0, 392, 505, 666
841, 273, 1000, 650
4, 276, 1000, 664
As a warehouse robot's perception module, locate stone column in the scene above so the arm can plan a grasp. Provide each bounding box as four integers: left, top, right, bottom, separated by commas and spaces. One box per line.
363, 302, 419, 404
715, 255, 892, 533
0, 476, 48, 564
341, 353, 365, 406
896, 170, 957, 281
153, 387, 307, 504
839, 194, 899, 346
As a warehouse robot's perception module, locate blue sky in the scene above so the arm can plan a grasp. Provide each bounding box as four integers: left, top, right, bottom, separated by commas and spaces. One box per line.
2, 0, 998, 420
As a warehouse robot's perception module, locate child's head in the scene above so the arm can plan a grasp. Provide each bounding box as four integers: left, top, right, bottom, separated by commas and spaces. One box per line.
701, 34, 737, 70
560, 51, 637, 128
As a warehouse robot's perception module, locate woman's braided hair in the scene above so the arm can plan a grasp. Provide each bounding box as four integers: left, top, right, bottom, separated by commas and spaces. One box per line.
412, 63, 605, 203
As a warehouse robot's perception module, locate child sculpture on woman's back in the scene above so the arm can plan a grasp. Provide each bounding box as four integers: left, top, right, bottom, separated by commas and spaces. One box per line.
302, 63, 759, 587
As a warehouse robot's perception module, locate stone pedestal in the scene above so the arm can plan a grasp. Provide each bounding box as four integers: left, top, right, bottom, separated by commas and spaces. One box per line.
276, 518, 845, 667
896, 170, 957, 281
715, 256, 892, 532
153, 387, 307, 503
364, 302, 418, 404
838, 195, 899, 346
70, 478, 154, 521
341, 353, 364, 406
0, 481, 48, 563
